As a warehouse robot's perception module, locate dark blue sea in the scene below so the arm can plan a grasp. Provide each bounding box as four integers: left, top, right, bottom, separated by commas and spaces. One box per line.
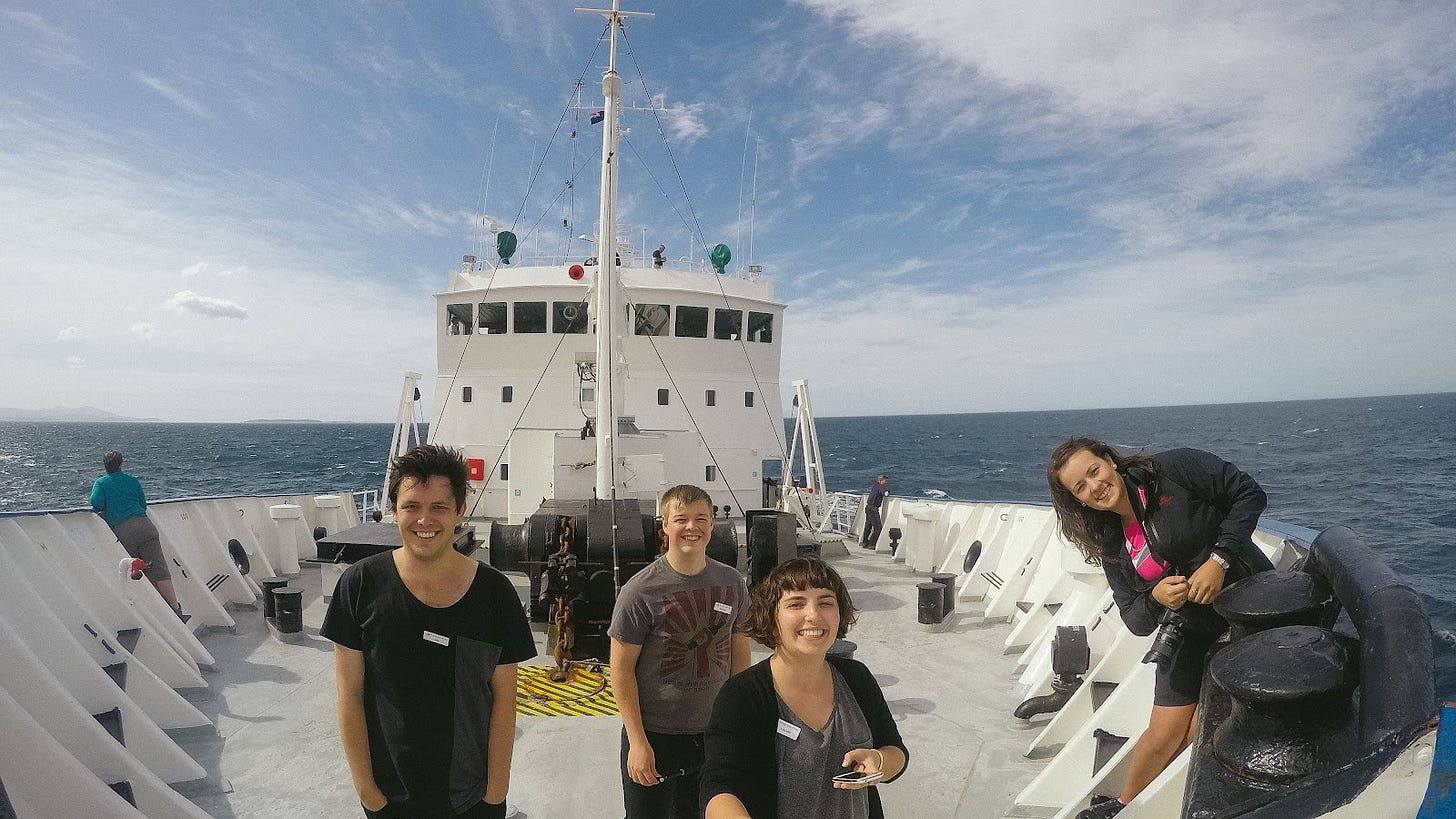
4, 392, 1453, 697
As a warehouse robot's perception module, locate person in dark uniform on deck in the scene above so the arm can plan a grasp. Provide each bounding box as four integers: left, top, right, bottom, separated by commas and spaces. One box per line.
90, 450, 184, 619
861, 475, 889, 550
1048, 437, 1275, 819
652, 244, 666, 268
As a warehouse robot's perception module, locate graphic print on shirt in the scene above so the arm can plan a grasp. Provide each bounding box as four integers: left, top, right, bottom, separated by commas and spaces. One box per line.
657, 584, 738, 681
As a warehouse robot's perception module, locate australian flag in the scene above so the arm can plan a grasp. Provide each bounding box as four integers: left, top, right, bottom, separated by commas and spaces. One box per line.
589, 110, 605, 125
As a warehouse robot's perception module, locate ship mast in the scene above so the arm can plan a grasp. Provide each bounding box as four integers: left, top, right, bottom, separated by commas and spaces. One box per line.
577, 0, 652, 502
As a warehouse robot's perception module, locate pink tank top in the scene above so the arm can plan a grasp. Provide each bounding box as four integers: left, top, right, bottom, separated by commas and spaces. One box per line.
1124, 487, 1167, 581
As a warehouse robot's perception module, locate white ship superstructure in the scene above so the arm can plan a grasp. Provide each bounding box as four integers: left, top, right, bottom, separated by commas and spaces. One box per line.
427, 256, 785, 525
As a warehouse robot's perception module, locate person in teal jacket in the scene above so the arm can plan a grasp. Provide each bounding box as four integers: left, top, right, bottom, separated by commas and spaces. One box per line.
90, 450, 183, 618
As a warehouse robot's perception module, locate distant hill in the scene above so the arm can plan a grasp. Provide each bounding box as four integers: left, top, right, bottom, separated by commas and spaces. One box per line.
0, 406, 162, 422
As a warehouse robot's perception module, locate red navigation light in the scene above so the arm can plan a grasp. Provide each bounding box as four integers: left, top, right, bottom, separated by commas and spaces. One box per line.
568, 264, 585, 280
466, 458, 486, 482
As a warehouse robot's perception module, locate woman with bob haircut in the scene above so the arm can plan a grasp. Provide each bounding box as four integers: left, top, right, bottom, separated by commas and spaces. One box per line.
700, 557, 908, 819
1048, 437, 1274, 819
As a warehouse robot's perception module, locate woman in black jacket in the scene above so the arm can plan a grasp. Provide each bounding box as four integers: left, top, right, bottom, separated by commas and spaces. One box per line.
701, 557, 908, 818
1048, 438, 1274, 819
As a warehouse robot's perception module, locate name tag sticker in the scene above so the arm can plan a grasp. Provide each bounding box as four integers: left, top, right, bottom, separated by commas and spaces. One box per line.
713, 601, 733, 615
422, 630, 450, 647
776, 719, 801, 741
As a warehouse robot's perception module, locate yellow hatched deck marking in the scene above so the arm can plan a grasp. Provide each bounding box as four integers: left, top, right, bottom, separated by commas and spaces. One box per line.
516, 663, 619, 717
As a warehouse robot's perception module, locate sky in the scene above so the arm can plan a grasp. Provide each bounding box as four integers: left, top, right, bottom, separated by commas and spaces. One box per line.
3, 1, 1455, 422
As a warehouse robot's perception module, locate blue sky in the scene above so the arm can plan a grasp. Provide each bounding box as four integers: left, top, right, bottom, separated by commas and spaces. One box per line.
4, 1, 1454, 422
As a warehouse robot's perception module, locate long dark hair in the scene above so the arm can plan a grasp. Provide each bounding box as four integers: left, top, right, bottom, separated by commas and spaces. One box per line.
1047, 437, 1158, 565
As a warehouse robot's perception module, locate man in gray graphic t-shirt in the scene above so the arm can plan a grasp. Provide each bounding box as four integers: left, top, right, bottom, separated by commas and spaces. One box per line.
609, 485, 750, 819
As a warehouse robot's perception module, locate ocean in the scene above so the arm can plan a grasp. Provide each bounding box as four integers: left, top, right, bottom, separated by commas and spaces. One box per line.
3, 391, 1453, 698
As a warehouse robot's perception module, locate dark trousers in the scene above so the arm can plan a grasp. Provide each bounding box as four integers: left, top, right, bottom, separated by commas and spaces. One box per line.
363, 799, 505, 818
620, 729, 704, 819
863, 506, 884, 548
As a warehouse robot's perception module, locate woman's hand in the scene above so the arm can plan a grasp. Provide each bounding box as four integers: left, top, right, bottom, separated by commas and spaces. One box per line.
1187, 558, 1227, 605
1151, 575, 1189, 610
834, 747, 884, 790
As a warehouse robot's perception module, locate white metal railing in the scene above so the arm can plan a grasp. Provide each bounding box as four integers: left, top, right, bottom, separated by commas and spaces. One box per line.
819, 491, 863, 535
353, 489, 383, 523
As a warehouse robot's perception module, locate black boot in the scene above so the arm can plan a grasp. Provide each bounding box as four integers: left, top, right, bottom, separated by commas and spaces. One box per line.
1077, 797, 1125, 819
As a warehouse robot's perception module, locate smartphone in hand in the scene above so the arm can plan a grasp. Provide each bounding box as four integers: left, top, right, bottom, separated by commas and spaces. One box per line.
831, 770, 884, 784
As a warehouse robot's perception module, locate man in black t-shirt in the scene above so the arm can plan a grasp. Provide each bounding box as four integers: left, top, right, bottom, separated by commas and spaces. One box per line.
322, 446, 536, 818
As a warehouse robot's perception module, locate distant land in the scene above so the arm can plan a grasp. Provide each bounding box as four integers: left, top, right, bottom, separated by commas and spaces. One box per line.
0, 406, 162, 423
0, 408, 343, 424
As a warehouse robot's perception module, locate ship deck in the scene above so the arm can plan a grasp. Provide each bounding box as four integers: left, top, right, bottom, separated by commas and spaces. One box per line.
181, 541, 1046, 818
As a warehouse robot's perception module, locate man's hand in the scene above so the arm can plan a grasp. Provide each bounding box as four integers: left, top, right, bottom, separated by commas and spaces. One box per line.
625, 738, 661, 786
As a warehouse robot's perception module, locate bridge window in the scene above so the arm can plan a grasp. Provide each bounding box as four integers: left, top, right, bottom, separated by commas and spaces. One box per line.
500, 463, 509, 480
745, 391, 754, 407
462, 386, 472, 403
634, 304, 670, 336
658, 388, 670, 405
748, 311, 773, 343
514, 301, 547, 333
714, 309, 742, 340
553, 301, 589, 334
705, 389, 716, 407
479, 301, 507, 334
446, 303, 473, 335
502, 386, 514, 403
705, 465, 717, 482
675, 306, 708, 338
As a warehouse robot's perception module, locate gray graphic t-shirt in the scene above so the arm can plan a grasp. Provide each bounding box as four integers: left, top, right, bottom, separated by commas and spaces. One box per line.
608, 556, 747, 733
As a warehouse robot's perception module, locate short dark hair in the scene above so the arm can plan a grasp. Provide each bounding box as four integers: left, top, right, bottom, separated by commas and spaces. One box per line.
103, 450, 124, 473
742, 557, 857, 648
387, 444, 469, 510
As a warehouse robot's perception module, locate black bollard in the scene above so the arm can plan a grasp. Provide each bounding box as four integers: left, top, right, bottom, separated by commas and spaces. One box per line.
930, 572, 957, 613
260, 577, 291, 621
1210, 625, 1359, 784
917, 582, 946, 625
1214, 569, 1338, 641
829, 639, 858, 660
273, 586, 304, 634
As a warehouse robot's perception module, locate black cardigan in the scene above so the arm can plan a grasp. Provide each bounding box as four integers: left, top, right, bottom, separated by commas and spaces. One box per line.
1103, 448, 1275, 636
700, 654, 908, 818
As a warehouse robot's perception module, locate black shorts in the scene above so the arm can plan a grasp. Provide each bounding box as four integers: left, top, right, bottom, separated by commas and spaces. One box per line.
1151, 633, 1217, 707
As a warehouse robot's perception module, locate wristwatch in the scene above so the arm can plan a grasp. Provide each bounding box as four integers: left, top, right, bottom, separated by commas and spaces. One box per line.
1209, 551, 1231, 570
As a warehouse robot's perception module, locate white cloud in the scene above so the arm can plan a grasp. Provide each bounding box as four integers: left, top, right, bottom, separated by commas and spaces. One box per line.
65, 356, 86, 369
57, 326, 83, 341
133, 72, 214, 120
131, 322, 157, 340
167, 290, 249, 320
180, 261, 206, 277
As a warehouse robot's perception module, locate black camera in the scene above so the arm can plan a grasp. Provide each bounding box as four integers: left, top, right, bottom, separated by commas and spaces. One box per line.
1142, 609, 1187, 666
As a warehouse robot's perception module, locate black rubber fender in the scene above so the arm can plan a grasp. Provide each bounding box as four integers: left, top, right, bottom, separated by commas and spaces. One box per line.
227, 539, 250, 576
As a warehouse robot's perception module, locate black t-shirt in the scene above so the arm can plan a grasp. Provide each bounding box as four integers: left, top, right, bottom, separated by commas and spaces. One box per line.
321, 552, 537, 814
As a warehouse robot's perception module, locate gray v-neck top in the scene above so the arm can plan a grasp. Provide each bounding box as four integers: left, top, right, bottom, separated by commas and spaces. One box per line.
774, 665, 873, 819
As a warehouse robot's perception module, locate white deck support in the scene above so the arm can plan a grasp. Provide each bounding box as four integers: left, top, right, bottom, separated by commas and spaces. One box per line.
785, 379, 829, 529
384, 371, 424, 506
